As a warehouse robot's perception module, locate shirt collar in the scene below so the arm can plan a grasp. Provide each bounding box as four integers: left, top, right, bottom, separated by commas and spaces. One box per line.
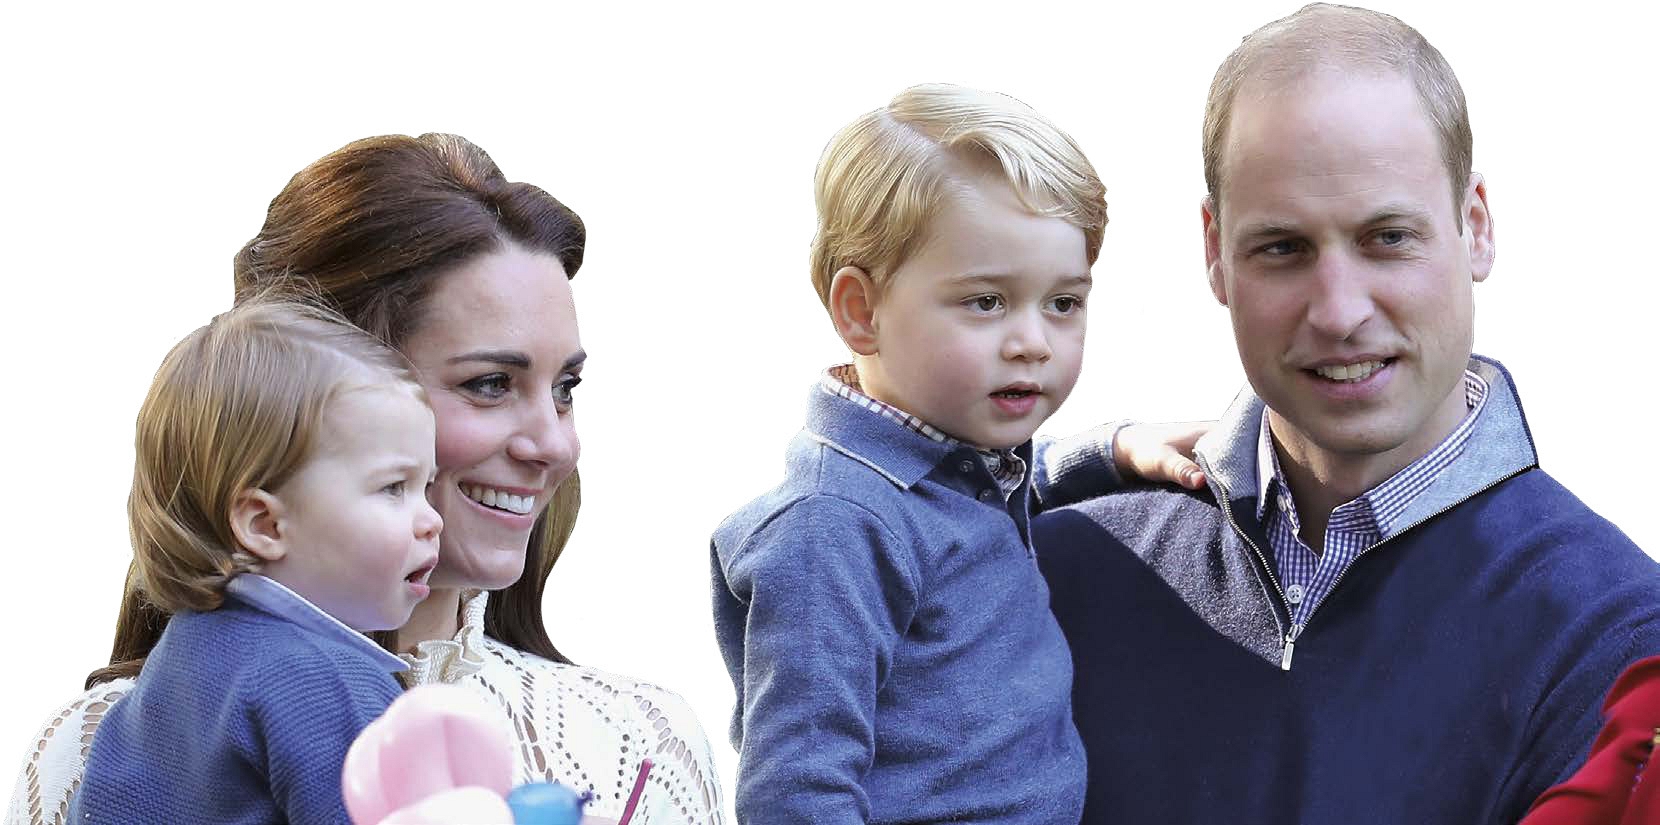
225, 574, 409, 673
1253, 369, 1492, 535
811, 364, 1028, 493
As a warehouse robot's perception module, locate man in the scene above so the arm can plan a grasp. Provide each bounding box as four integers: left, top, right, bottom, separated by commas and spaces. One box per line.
1036, 5, 1660, 823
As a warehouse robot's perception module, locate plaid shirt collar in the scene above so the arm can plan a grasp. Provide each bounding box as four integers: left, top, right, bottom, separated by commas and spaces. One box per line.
1255, 369, 1492, 537
821, 364, 1027, 500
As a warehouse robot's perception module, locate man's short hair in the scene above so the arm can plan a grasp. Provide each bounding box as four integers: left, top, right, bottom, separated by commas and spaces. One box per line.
1202, 3, 1472, 213
809, 83, 1107, 307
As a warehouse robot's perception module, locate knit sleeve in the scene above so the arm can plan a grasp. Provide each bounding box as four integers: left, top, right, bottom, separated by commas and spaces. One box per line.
1030, 422, 1129, 512
243, 648, 403, 825
4, 680, 133, 825
716, 493, 920, 825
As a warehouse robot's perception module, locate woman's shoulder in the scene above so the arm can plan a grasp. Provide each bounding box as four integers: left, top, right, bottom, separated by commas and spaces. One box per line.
6, 678, 136, 825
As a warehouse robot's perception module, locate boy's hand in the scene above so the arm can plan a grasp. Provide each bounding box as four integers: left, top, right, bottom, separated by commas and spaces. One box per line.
1112, 421, 1212, 490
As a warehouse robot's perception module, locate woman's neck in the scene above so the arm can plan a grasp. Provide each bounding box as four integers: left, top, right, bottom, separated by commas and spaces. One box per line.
396, 587, 463, 652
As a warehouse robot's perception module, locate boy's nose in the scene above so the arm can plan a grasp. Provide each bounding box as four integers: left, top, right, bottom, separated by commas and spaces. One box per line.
1001, 312, 1053, 362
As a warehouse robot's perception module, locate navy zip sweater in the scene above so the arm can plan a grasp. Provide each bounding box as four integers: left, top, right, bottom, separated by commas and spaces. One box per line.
1036, 357, 1660, 824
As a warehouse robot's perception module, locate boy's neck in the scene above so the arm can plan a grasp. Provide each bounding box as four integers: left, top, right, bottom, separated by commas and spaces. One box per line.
395, 587, 464, 652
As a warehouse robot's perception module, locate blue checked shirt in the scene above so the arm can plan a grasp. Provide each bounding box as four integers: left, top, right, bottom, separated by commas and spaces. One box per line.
823, 364, 1027, 501
1257, 371, 1490, 630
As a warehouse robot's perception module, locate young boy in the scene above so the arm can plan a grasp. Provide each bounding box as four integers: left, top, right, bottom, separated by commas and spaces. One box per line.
69, 297, 442, 824
711, 84, 1115, 823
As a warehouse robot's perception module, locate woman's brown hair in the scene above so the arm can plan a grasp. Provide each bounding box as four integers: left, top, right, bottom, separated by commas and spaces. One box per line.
89, 133, 585, 687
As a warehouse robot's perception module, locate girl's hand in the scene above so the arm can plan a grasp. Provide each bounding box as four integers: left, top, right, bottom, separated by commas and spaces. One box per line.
1113, 421, 1212, 490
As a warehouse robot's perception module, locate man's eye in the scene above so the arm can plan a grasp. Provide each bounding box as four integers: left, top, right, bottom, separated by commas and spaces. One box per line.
1374, 229, 1410, 246
460, 373, 510, 399
1261, 239, 1304, 256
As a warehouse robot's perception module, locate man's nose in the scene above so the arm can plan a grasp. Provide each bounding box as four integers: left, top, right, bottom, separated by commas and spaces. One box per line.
1304, 253, 1376, 341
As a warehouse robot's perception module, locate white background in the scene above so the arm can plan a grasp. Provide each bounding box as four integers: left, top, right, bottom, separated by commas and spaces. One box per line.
3, 1, 1655, 817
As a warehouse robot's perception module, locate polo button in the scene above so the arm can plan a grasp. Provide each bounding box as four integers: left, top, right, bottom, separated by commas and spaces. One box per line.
1286, 584, 1306, 605
958, 459, 975, 473
977, 489, 995, 502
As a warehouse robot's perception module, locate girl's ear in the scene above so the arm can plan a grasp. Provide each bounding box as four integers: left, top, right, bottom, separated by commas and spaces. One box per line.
229, 488, 287, 563
828, 265, 881, 356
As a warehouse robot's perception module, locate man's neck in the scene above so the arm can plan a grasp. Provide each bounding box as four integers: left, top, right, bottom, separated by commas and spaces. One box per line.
395, 587, 463, 653
1267, 380, 1470, 553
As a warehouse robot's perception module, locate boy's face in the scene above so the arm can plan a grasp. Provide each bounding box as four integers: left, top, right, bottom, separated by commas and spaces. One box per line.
261, 385, 443, 631
858, 168, 1091, 450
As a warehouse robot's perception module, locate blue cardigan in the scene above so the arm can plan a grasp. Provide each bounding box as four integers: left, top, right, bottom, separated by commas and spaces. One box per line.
70, 576, 407, 825
1036, 356, 1660, 824
711, 385, 1115, 824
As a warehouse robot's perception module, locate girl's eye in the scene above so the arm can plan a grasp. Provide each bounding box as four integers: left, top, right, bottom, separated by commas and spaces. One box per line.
460, 373, 511, 400
969, 295, 1004, 313
381, 481, 406, 497
553, 376, 583, 409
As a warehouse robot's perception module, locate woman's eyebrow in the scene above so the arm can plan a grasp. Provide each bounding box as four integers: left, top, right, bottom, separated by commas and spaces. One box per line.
448, 350, 531, 368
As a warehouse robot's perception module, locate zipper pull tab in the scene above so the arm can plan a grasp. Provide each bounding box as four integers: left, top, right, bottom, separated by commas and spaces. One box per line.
1280, 626, 1300, 671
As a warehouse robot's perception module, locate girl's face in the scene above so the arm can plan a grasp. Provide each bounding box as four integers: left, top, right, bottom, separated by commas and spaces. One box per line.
399, 243, 583, 591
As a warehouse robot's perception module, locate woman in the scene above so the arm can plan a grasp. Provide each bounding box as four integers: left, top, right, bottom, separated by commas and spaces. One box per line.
7, 133, 723, 825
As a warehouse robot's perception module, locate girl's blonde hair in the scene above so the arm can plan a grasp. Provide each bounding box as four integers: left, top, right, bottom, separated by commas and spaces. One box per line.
809, 83, 1108, 307
128, 294, 422, 614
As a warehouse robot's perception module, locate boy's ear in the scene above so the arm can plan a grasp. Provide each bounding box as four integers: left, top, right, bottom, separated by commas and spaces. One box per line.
828, 265, 881, 356
229, 488, 287, 563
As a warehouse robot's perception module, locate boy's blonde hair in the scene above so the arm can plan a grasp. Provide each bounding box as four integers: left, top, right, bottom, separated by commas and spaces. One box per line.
809, 83, 1108, 307
128, 294, 424, 614
1203, 3, 1472, 215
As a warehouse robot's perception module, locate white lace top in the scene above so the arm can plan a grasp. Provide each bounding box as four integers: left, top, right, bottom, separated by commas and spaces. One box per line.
6, 590, 725, 825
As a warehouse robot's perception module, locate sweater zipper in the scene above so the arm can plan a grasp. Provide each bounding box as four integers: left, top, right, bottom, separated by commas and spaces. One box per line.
1208, 455, 1532, 673
1200, 454, 1297, 670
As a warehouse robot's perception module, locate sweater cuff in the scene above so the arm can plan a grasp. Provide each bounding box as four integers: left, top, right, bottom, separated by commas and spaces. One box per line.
1033, 421, 1132, 511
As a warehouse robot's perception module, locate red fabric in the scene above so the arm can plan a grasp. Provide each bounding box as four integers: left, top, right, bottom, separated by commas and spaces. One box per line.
1521, 655, 1660, 825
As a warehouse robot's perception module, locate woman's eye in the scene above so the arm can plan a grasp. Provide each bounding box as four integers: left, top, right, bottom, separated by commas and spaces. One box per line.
460, 373, 511, 399
968, 295, 1004, 313
553, 375, 583, 408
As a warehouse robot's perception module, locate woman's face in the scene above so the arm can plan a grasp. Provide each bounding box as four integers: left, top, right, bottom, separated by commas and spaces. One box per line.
399, 243, 583, 590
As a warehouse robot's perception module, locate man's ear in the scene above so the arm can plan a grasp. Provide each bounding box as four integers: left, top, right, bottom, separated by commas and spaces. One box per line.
229, 488, 287, 563
1462, 173, 1495, 283
828, 265, 881, 356
1202, 196, 1229, 306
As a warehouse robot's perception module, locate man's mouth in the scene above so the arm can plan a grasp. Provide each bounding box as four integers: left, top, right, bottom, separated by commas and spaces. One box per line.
460, 483, 537, 515
1309, 359, 1390, 383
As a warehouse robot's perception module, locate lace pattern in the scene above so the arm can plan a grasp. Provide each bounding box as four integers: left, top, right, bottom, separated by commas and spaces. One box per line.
6, 591, 724, 825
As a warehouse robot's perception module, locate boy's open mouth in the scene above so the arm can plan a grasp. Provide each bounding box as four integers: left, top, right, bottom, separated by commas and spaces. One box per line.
990, 384, 1039, 399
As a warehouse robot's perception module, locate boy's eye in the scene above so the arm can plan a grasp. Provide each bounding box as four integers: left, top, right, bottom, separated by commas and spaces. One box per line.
553, 375, 583, 409
460, 373, 511, 399
967, 295, 1004, 313
1050, 295, 1083, 314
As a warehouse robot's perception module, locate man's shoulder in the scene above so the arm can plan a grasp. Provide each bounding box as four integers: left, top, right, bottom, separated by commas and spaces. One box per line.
1036, 484, 1226, 559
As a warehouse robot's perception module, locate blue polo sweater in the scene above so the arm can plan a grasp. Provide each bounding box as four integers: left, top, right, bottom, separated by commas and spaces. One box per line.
1036, 357, 1660, 824
712, 384, 1114, 824
70, 575, 407, 825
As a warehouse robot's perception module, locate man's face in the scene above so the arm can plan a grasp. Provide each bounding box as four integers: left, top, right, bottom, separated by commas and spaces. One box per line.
1204, 69, 1494, 477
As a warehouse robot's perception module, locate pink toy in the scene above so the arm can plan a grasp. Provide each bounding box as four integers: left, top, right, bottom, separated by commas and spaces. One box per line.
343, 683, 517, 825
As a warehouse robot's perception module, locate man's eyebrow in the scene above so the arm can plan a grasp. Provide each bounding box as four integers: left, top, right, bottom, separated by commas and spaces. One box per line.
1234, 222, 1300, 244
1362, 206, 1435, 226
